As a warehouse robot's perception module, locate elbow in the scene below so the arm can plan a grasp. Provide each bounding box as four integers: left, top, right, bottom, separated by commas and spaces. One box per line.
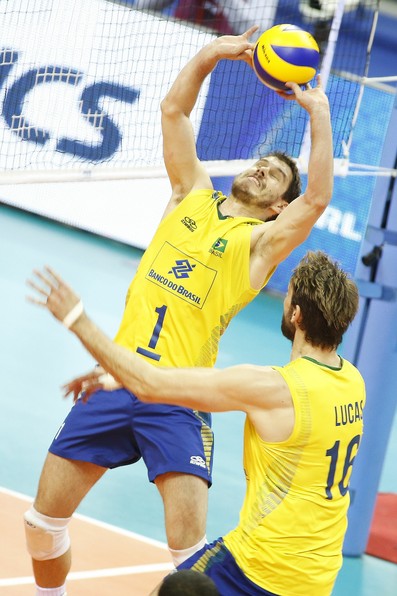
317, 191, 333, 211
161, 97, 189, 130
133, 382, 155, 404
305, 185, 333, 211
133, 375, 163, 405
161, 95, 183, 120
160, 95, 172, 116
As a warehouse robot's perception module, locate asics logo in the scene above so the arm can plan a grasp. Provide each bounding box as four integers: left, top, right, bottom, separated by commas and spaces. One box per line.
181, 216, 197, 232
168, 259, 196, 279
190, 455, 207, 469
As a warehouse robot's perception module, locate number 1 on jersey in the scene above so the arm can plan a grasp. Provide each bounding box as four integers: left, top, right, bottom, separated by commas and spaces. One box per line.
136, 305, 167, 361
148, 305, 167, 349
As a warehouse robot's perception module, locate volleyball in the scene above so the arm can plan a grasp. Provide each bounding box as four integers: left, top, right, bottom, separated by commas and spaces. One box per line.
253, 24, 320, 91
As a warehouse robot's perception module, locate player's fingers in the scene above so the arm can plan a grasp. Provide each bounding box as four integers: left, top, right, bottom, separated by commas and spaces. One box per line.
80, 385, 100, 403
26, 295, 47, 307
275, 90, 293, 100
26, 278, 49, 298
62, 370, 103, 398
62, 372, 98, 387
242, 25, 259, 39
62, 385, 74, 399
285, 81, 300, 93
33, 268, 58, 290
62, 380, 80, 393
44, 265, 64, 287
62, 381, 86, 398
276, 83, 297, 100
242, 50, 254, 65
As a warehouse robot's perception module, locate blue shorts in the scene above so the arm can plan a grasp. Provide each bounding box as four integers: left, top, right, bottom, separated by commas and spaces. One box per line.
177, 538, 279, 595
49, 388, 214, 485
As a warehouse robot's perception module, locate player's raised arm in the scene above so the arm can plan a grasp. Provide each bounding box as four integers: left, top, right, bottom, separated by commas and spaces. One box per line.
161, 27, 258, 213
250, 75, 333, 283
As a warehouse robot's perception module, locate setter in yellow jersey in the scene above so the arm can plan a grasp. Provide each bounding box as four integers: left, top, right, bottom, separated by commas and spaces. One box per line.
26, 27, 333, 596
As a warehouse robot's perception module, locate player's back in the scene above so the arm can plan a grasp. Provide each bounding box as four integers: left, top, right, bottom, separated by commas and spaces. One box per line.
224, 356, 366, 596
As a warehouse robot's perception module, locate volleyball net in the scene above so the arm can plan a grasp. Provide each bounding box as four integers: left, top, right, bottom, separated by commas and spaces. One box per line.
0, 0, 385, 184
1, 0, 395, 292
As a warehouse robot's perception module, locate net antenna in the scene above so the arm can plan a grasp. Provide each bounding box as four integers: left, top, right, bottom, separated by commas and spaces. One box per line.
298, 0, 396, 178
298, 0, 350, 176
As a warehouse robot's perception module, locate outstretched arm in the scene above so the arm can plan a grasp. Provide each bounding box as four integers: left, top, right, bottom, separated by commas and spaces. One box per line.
250, 75, 333, 287
161, 27, 258, 214
26, 267, 288, 419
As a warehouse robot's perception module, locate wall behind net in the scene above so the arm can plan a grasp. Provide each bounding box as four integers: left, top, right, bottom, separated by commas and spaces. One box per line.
0, 0, 389, 293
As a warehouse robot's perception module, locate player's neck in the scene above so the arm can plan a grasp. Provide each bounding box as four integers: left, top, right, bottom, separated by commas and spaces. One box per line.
290, 337, 340, 368
220, 195, 270, 221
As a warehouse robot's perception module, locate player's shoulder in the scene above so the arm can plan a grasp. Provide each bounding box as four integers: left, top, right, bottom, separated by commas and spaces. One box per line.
161, 188, 215, 220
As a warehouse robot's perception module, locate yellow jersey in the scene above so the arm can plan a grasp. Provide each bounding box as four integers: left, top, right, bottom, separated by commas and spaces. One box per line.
224, 356, 366, 596
114, 189, 269, 367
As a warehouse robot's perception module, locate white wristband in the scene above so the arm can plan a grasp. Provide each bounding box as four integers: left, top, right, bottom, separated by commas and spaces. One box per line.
63, 300, 84, 328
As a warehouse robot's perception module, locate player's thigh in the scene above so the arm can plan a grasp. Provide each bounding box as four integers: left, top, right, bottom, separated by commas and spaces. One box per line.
34, 452, 107, 517
155, 472, 208, 522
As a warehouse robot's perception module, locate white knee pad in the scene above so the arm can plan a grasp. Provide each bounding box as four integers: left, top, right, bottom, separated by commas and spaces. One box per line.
24, 506, 72, 561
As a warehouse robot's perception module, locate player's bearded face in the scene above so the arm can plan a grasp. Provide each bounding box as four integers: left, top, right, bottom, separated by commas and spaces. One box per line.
232, 165, 272, 198
231, 157, 290, 207
231, 174, 274, 207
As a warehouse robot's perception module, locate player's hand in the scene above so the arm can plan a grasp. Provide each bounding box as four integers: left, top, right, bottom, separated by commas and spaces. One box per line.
213, 25, 259, 66
275, 75, 329, 114
27, 266, 82, 326
63, 368, 121, 403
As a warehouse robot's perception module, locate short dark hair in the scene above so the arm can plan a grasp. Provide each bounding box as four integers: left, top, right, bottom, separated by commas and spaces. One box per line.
158, 570, 219, 595
290, 251, 359, 350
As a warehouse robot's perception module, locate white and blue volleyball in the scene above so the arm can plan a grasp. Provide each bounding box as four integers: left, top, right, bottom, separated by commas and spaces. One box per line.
253, 24, 320, 91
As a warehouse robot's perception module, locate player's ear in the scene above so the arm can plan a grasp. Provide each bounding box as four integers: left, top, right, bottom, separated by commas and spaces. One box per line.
291, 304, 302, 324
271, 199, 288, 216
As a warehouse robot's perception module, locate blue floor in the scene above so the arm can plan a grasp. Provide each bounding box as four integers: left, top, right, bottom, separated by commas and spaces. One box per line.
1, 204, 396, 595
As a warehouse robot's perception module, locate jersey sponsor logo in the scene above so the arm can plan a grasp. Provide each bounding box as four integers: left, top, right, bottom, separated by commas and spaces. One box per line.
168, 258, 196, 279
181, 216, 197, 232
146, 242, 217, 309
209, 237, 228, 257
190, 455, 207, 469
148, 268, 201, 305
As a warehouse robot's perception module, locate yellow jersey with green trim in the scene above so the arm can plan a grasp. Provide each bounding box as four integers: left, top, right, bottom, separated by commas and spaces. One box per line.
224, 356, 366, 596
114, 189, 269, 367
